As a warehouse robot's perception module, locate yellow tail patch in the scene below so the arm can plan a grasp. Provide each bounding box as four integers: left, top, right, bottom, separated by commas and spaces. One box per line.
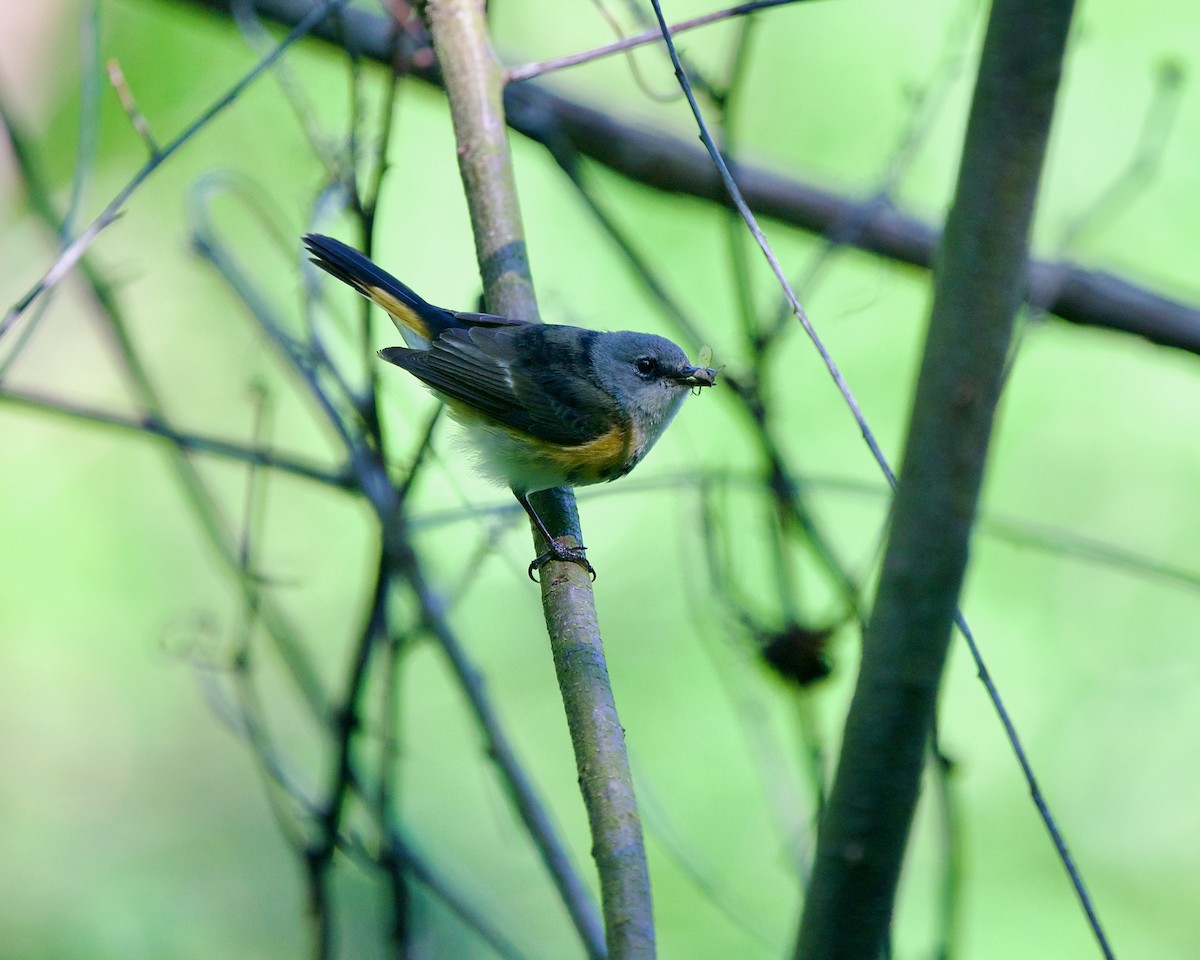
363, 284, 432, 340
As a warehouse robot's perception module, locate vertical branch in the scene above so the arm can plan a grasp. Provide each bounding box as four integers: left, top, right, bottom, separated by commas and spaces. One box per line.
794, 0, 1078, 957
423, 1, 652, 957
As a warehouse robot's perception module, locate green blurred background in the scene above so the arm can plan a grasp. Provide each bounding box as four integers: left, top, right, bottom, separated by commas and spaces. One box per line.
2, 0, 1199, 957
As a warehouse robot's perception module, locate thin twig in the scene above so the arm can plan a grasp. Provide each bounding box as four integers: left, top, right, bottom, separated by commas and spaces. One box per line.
230, 0, 342, 176
0, 7, 103, 380
356, 29, 407, 418
644, 0, 897, 485
207, 661, 533, 960
107, 57, 160, 154
369, 830, 534, 960
0, 387, 353, 490
585, 0, 679, 103
506, 0, 814, 83
2, 0, 352, 336
954, 611, 1115, 958
306, 548, 395, 960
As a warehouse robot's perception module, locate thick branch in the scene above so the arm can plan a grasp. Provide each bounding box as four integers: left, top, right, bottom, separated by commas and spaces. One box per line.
172, 0, 1200, 356
795, 0, 1077, 956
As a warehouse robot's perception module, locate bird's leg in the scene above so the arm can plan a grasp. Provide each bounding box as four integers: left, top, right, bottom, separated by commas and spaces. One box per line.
515, 491, 596, 582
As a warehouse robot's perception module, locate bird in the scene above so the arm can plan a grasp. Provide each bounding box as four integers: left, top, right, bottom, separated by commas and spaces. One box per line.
303, 233, 718, 580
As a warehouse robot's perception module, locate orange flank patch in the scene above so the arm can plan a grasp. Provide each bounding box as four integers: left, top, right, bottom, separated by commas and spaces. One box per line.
363, 284, 430, 340
447, 404, 641, 491
548, 420, 640, 485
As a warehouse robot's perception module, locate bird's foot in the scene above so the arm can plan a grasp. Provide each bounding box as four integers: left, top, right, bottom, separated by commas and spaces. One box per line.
528, 540, 596, 582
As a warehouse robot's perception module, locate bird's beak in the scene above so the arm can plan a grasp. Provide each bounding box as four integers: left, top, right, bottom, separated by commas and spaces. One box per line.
675, 365, 719, 390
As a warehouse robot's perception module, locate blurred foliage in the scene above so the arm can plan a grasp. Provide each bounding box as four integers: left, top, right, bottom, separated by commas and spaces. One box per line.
2, 0, 1199, 958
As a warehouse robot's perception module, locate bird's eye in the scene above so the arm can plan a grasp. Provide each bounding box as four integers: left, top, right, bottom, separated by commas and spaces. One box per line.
635, 356, 658, 376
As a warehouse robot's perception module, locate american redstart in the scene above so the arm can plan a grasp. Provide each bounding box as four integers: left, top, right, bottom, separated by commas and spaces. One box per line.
303, 233, 718, 579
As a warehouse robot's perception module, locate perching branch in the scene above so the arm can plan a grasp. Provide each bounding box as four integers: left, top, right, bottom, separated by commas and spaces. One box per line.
423, 1, 650, 958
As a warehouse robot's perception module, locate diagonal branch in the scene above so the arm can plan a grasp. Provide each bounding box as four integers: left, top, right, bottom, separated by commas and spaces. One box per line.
2, 0, 353, 334
0, 387, 353, 490
170, 0, 1200, 356
505, 0, 816, 84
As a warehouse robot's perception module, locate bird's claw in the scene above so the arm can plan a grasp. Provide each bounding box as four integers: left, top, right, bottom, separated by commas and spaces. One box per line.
528, 541, 596, 582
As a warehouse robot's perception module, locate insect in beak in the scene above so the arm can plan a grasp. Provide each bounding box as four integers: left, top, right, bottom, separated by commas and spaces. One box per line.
685, 345, 722, 394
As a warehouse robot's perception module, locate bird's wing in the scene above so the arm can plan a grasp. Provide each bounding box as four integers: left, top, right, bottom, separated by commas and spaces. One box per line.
380, 325, 619, 448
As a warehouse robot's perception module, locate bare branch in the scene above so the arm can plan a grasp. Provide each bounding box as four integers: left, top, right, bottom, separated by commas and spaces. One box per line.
0, 387, 353, 490
106, 57, 161, 154
2, 0, 353, 336
424, 0, 625, 955
169, 0, 1200, 356
792, 1, 1114, 956
506, 0, 813, 84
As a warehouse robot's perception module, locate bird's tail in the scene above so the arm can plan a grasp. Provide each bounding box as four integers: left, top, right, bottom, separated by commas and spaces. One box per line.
303, 233, 456, 347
